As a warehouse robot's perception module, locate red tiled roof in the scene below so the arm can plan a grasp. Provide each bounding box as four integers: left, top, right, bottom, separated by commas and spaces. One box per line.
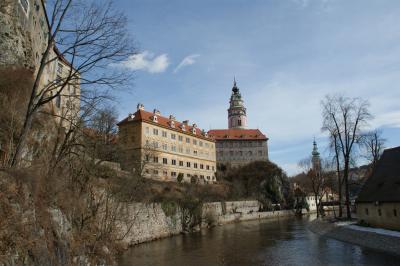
117, 109, 213, 141
208, 129, 268, 140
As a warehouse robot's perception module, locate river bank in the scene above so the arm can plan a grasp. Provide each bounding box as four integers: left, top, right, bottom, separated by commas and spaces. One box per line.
119, 213, 399, 266
308, 219, 400, 256
116, 200, 304, 247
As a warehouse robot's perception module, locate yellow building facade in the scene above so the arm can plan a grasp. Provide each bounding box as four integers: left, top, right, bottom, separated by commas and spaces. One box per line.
118, 104, 217, 183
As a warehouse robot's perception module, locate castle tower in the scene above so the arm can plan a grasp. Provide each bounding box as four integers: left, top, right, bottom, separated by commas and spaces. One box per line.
312, 139, 321, 172
228, 78, 247, 129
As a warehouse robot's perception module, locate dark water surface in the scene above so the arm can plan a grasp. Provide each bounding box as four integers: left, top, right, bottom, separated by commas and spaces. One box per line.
119, 216, 400, 266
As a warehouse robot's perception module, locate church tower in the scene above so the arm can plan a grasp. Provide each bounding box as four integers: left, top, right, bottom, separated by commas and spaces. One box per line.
312, 139, 321, 172
228, 78, 247, 129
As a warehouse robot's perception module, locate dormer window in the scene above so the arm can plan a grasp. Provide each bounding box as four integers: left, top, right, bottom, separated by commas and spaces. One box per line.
153, 109, 161, 116
169, 115, 176, 128
181, 124, 186, 131
152, 115, 158, 123
192, 128, 196, 134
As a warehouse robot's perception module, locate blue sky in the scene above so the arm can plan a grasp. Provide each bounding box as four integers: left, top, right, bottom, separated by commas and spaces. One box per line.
112, 0, 400, 175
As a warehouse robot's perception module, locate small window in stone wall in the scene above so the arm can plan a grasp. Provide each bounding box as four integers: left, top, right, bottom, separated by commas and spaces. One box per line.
365, 208, 369, 215
55, 94, 61, 108
378, 209, 382, 216
394, 209, 397, 217
34, 1, 40, 12
20, 0, 29, 14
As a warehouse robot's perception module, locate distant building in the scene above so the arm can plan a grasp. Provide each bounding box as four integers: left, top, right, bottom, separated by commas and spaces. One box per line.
117, 104, 217, 183
293, 184, 319, 212
208, 79, 268, 168
356, 146, 400, 231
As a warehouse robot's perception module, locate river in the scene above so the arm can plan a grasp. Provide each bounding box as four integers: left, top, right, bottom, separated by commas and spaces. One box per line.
119, 215, 400, 265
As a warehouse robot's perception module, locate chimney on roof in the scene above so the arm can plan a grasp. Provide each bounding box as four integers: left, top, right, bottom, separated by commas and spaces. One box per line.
137, 103, 144, 111
182, 120, 189, 125
169, 115, 176, 128
192, 124, 197, 134
153, 109, 161, 116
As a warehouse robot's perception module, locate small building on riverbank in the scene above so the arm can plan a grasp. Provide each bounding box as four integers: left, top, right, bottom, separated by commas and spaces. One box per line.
356, 146, 400, 231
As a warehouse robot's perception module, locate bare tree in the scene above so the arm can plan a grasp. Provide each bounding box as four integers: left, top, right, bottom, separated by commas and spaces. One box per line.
321, 95, 371, 219
361, 130, 385, 170
88, 106, 118, 143
298, 157, 329, 218
328, 130, 344, 217
84, 105, 119, 164
11, 0, 135, 166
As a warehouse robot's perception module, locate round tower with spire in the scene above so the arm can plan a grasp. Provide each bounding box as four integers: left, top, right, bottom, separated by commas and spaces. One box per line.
312, 139, 321, 172
228, 78, 247, 129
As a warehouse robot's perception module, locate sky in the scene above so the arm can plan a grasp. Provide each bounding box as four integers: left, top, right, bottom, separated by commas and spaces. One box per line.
111, 0, 400, 175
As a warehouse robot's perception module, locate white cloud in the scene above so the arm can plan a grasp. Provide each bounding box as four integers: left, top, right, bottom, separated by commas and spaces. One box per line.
174, 54, 200, 73
371, 111, 400, 129
116, 51, 169, 73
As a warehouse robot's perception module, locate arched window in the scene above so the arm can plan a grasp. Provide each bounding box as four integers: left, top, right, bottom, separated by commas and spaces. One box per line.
238, 120, 241, 126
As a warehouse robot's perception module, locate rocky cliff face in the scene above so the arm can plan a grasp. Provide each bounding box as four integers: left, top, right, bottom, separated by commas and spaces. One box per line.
1, 2, 32, 68
0, 0, 48, 70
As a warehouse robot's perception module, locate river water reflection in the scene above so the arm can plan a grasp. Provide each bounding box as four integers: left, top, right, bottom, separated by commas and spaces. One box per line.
119, 216, 399, 265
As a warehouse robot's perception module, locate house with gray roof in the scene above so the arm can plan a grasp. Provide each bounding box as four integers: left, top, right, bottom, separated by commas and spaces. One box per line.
356, 146, 400, 230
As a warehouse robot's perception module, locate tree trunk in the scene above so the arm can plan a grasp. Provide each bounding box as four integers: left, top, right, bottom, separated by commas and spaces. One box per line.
344, 159, 351, 219
10, 108, 35, 167
315, 195, 319, 218
338, 172, 342, 217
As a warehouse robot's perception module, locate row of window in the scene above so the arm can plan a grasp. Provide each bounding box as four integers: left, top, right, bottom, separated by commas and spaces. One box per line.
365, 208, 398, 217
218, 150, 265, 157
145, 127, 213, 148
145, 140, 213, 158
145, 156, 215, 171
145, 169, 216, 181
216, 141, 264, 148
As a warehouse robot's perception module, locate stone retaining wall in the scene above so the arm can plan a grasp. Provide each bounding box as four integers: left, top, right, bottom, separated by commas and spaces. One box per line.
118, 201, 297, 247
